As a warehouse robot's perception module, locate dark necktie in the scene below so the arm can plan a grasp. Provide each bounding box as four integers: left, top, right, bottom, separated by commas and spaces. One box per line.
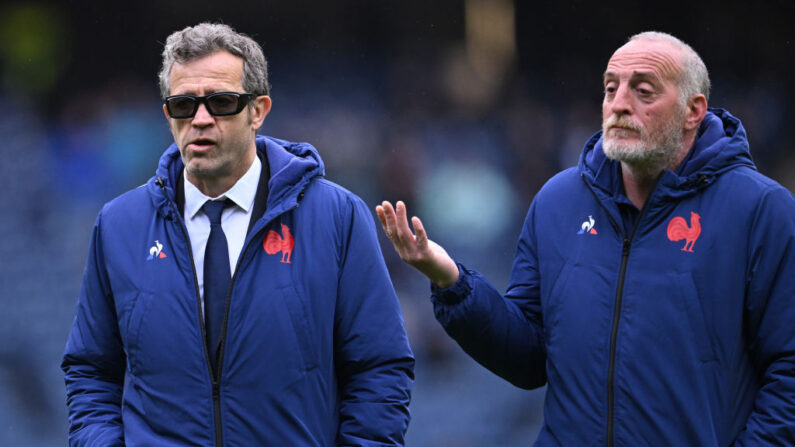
202, 198, 233, 376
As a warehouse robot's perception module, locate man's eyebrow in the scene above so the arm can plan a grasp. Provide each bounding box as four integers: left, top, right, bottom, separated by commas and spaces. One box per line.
631, 72, 662, 83
602, 71, 661, 83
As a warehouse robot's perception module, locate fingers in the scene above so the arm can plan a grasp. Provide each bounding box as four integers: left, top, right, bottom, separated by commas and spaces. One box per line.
375, 204, 388, 230
412, 216, 428, 251
376, 201, 396, 239
377, 200, 420, 248
394, 201, 414, 241
377, 200, 456, 285
377, 201, 427, 256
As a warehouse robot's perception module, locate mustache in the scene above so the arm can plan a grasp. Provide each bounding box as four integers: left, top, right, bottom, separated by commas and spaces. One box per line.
603, 115, 642, 133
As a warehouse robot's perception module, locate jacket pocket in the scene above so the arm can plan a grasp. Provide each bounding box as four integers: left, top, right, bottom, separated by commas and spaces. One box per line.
675, 273, 718, 363
542, 260, 576, 337
124, 290, 153, 374
277, 285, 318, 372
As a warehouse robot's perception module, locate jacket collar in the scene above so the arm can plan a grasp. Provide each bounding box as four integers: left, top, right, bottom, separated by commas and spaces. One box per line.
579, 108, 755, 201
148, 135, 324, 232
173, 150, 271, 237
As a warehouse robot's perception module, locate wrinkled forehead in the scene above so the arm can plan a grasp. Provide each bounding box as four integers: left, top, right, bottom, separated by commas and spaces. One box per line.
169, 50, 246, 93
604, 39, 683, 82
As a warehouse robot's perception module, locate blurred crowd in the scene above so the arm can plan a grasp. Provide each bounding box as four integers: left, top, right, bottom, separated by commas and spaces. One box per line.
1, 2, 793, 446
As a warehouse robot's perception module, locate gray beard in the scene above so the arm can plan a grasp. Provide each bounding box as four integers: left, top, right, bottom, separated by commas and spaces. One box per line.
602, 115, 685, 178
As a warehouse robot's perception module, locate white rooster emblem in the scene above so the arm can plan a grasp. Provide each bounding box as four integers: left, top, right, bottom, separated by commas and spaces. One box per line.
147, 240, 167, 260
577, 216, 598, 235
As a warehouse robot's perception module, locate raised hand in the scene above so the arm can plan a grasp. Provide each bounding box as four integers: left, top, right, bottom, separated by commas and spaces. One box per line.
375, 201, 459, 288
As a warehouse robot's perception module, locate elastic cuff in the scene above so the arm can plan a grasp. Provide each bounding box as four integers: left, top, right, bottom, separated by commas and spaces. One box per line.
430, 263, 472, 305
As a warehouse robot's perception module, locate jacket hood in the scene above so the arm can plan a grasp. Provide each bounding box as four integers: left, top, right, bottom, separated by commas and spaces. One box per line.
146, 135, 325, 220
579, 108, 756, 201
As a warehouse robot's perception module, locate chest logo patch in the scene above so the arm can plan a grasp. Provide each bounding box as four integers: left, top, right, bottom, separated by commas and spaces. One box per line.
264, 224, 295, 263
147, 240, 168, 260
667, 211, 701, 252
577, 215, 598, 235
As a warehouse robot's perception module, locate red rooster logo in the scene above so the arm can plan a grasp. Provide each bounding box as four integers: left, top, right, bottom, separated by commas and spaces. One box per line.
666, 211, 701, 252
263, 224, 295, 263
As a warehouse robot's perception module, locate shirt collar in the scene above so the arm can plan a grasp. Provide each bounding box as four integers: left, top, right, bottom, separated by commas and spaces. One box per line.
183, 156, 262, 219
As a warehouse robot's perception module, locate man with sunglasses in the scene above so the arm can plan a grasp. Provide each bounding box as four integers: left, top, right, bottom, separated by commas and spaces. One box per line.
62, 23, 413, 446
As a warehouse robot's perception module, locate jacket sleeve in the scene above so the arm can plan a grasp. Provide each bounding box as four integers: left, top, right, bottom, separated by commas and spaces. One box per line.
61, 211, 126, 446
334, 197, 415, 447
431, 202, 546, 390
733, 186, 795, 445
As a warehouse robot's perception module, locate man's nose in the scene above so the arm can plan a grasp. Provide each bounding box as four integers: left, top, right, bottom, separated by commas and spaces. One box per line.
191, 103, 214, 126
609, 84, 633, 116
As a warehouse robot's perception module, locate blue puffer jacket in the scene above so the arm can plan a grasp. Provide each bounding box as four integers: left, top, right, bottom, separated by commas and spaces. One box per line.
433, 109, 795, 446
62, 136, 414, 446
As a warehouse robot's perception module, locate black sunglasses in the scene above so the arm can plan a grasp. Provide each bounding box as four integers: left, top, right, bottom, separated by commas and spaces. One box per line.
164, 91, 257, 119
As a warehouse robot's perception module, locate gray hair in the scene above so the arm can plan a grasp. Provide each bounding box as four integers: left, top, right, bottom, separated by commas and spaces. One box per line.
158, 23, 269, 99
628, 31, 710, 106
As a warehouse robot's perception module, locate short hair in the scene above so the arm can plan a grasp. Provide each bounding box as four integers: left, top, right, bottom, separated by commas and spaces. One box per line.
628, 31, 711, 105
158, 23, 269, 99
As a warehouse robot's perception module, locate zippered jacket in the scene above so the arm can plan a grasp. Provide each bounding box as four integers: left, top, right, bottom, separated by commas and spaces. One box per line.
62, 135, 414, 446
432, 109, 795, 446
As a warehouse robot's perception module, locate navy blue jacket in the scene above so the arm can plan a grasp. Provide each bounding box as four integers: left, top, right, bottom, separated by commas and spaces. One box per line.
433, 109, 795, 446
62, 136, 414, 446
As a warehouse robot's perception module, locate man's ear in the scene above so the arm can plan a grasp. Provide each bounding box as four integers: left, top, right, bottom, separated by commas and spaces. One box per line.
684, 94, 707, 131
162, 104, 176, 135
251, 95, 272, 129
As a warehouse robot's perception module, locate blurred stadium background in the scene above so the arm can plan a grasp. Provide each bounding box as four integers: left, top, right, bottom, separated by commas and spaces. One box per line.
0, 1, 792, 445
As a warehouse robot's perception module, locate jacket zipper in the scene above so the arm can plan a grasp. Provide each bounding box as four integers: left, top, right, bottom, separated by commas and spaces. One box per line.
212, 200, 302, 446
157, 178, 225, 446
214, 199, 301, 402
606, 237, 630, 447
580, 173, 660, 447
159, 178, 303, 446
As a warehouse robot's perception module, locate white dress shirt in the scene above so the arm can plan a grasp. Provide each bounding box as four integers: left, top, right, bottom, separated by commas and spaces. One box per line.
184, 156, 261, 312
